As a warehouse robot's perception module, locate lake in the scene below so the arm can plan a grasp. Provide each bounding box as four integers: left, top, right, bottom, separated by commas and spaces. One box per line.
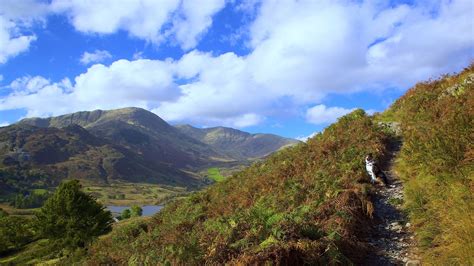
107, 205, 163, 216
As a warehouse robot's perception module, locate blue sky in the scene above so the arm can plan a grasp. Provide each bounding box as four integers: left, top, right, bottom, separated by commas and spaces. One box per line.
0, 0, 472, 139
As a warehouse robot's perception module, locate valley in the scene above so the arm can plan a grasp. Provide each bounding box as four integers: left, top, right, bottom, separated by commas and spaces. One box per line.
0, 109, 298, 224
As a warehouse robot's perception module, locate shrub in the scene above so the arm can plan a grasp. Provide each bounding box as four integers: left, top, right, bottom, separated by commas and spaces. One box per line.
0, 216, 35, 254
121, 209, 131, 219
10, 190, 50, 209
131, 206, 143, 217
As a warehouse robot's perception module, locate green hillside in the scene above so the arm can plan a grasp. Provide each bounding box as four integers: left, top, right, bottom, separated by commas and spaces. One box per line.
1, 108, 299, 195
87, 109, 389, 264
378, 64, 473, 264
0, 123, 200, 195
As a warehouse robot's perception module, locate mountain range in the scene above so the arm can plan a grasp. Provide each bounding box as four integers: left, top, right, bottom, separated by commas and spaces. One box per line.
175, 124, 297, 160
0, 107, 298, 192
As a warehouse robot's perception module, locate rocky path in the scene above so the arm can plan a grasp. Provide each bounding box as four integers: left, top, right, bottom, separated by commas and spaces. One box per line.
363, 140, 420, 266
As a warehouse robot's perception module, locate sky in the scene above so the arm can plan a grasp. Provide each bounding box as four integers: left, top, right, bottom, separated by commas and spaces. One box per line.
0, 0, 472, 139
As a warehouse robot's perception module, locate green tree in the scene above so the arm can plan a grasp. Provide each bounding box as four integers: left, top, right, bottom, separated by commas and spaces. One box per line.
35, 180, 113, 251
130, 206, 143, 217
121, 209, 131, 220
0, 216, 34, 254
11, 191, 50, 209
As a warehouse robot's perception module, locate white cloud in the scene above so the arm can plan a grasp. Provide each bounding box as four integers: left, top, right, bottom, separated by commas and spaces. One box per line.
0, 0, 48, 64
9, 76, 51, 94
0, 0, 49, 20
0, 17, 36, 64
306, 105, 355, 125
0, 0, 472, 128
50, 0, 225, 50
0, 59, 181, 117
169, 0, 226, 50
296, 132, 318, 142
79, 50, 112, 65
132, 51, 144, 60
0, 122, 10, 127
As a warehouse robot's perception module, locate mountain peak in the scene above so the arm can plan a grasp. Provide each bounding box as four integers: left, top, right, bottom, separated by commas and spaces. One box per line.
17, 107, 168, 130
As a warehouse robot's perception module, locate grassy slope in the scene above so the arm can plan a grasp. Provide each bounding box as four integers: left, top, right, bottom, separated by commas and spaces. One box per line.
207, 168, 225, 182
84, 182, 188, 206
87, 110, 389, 264
378, 65, 473, 264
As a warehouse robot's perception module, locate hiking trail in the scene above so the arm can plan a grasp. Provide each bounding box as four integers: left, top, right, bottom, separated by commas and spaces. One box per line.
363, 139, 420, 266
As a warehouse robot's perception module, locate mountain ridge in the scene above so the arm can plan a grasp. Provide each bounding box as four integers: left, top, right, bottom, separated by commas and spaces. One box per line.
1, 108, 297, 192
175, 124, 299, 160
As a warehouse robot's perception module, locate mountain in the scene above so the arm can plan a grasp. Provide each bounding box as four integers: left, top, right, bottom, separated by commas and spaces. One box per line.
175, 124, 299, 160
0, 123, 201, 192
1, 108, 297, 192
18, 108, 229, 168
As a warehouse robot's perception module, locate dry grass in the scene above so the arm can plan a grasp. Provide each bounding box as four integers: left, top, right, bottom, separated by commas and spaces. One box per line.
384, 64, 474, 264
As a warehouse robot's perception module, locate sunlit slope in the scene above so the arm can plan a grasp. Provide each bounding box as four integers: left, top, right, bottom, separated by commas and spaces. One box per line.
19, 107, 228, 168
379, 64, 473, 263
88, 110, 389, 264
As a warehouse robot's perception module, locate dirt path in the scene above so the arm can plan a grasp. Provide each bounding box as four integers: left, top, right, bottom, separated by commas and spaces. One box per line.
363, 140, 420, 266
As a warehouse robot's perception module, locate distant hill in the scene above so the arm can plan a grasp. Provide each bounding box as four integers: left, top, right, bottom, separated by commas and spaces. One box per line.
19, 108, 229, 168
175, 124, 299, 160
0, 108, 296, 192
0, 123, 201, 192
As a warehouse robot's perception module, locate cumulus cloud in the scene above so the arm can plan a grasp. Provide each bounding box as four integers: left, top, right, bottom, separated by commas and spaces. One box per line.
169, 0, 226, 49
79, 50, 112, 65
9, 76, 51, 94
296, 132, 318, 142
0, 122, 10, 127
0, 59, 180, 117
306, 105, 355, 125
0, 17, 36, 64
0, 0, 48, 64
154, 0, 473, 126
0, 0, 473, 128
50, 0, 225, 50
